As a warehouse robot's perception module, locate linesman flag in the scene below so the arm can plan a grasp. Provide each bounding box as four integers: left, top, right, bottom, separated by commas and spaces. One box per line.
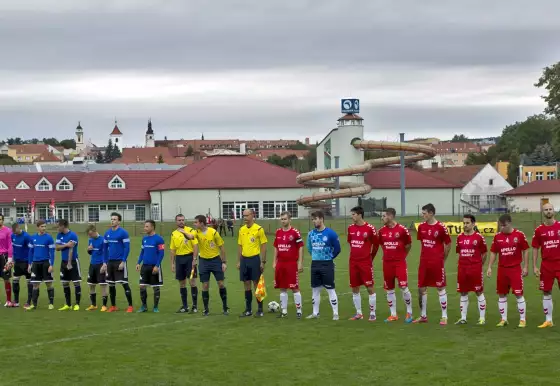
255, 274, 267, 302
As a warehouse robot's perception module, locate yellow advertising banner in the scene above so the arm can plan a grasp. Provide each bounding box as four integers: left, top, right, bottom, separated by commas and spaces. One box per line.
413, 222, 498, 236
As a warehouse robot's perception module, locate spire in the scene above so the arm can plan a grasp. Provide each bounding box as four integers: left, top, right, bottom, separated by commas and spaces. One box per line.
201, 133, 205, 140
111, 119, 123, 135
146, 118, 154, 135
76, 121, 83, 131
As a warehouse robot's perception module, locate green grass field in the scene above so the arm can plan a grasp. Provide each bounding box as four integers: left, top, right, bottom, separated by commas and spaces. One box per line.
1, 212, 559, 385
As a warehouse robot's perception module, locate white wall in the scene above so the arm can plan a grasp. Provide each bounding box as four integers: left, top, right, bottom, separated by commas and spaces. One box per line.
366, 188, 461, 216
508, 194, 560, 212
463, 164, 512, 196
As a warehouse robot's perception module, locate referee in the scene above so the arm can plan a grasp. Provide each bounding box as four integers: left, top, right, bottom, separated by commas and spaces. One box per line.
170, 214, 199, 313
238, 209, 268, 317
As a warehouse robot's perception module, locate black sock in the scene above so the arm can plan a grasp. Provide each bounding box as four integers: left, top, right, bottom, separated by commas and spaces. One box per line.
109, 286, 116, 306
64, 286, 71, 306
257, 300, 263, 312
219, 287, 228, 310
102, 295, 108, 307
191, 286, 198, 308
32, 287, 39, 307
75, 285, 81, 305
202, 290, 209, 311
180, 287, 188, 308
154, 287, 160, 308
13, 281, 20, 303
47, 287, 54, 305
90, 293, 97, 307
140, 287, 147, 307
27, 283, 32, 304
122, 283, 133, 306
245, 290, 252, 312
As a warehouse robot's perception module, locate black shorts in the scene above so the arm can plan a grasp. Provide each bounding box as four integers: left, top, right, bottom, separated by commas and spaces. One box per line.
60, 260, 82, 283
0, 254, 12, 280
311, 260, 336, 289
198, 257, 224, 283
87, 263, 107, 285
30, 261, 54, 284
106, 260, 129, 284
13, 261, 30, 279
240, 255, 261, 282
139, 264, 164, 287
176, 254, 197, 281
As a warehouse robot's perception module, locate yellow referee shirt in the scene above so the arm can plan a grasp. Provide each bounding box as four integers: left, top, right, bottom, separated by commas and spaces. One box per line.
169, 227, 198, 255
195, 227, 224, 259
238, 223, 267, 257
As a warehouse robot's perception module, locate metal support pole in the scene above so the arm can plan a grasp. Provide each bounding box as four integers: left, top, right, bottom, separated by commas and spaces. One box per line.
334, 156, 340, 217
399, 133, 405, 216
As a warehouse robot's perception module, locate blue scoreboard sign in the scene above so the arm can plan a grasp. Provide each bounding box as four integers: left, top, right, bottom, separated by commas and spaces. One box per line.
341, 99, 360, 114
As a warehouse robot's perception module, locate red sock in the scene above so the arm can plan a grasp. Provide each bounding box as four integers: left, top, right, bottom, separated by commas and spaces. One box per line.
5, 281, 12, 302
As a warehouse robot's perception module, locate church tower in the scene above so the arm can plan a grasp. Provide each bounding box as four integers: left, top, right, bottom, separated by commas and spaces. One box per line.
145, 119, 155, 147
110, 119, 123, 151
75, 121, 85, 152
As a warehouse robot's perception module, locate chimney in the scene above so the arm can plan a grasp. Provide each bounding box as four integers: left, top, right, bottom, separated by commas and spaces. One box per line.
305, 137, 310, 145
240, 143, 246, 155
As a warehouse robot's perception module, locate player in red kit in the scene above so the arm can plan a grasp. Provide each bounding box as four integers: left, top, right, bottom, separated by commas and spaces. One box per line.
487, 214, 529, 328
413, 203, 452, 325
378, 208, 414, 323
347, 206, 379, 321
455, 214, 488, 325
273, 211, 304, 318
532, 203, 560, 328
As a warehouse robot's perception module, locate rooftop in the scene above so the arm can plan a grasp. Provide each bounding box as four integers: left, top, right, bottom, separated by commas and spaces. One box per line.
419, 165, 484, 186
503, 180, 560, 196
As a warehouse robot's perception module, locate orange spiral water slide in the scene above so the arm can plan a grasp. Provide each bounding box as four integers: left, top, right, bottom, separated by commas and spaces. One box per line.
296, 139, 437, 208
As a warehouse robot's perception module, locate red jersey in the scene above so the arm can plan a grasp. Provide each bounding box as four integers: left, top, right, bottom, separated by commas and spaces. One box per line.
456, 232, 487, 266
532, 221, 560, 261
347, 222, 379, 261
273, 227, 303, 262
378, 223, 412, 262
417, 221, 452, 262
490, 229, 529, 267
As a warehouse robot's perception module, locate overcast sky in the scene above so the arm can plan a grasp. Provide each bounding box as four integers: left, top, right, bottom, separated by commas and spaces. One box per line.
1, 0, 558, 146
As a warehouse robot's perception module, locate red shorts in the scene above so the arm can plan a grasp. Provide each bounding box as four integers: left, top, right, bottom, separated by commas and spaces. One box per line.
457, 264, 483, 293
497, 265, 523, 296
274, 261, 299, 290
383, 260, 408, 290
539, 260, 560, 292
418, 260, 446, 288
349, 259, 374, 288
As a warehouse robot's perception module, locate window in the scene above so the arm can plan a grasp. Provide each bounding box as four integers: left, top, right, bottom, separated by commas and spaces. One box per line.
536, 172, 544, 181
0, 181, 7, 190
287, 201, 299, 218
222, 202, 234, 219
324, 139, 332, 170
127, 204, 135, 210
222, 201, 259, 219
99, 205, 107, 211
88, 206, 100, 222
16, 206, 27, 219
547, 172, 556, 180
488, 179, 493, 186
25, 156, 30, 161
107, 204, 117, 211
0, 207, 10, 217
56, 177, 73, 191
135, 205, 146, 221
75, 206, 84, 223
151, 203, 160, 221
470, 195, 480, 208
117, 204, 126, 210
108, 175, 125, 189
16, 181, 30, 190
35, 177, 52, 191
487, 195, 497, 208
38, 205, 49, 220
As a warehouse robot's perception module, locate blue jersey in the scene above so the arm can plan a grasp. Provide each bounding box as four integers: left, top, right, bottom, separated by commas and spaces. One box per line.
88, 234, 106, 265
56, 230, 79, 261
137, 234, 165, 267
28, 233, 55, 265
11, 231, 31, 262
103, 227, 130, 262
307, 227, 341, 261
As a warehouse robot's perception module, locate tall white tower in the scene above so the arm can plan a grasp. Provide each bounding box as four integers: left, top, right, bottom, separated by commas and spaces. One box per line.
145, 119, 155, 148
75, 121, 85, 153
110, 119, 123, 151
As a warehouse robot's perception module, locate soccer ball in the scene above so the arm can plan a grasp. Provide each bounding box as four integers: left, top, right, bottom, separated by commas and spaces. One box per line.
268, 301, 280, 312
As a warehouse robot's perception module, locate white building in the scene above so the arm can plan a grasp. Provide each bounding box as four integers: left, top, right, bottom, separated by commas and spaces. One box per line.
503, 180, 560, 212
110, 121, 124, 151
75, 122, 86, 153
145, 119, 155, 148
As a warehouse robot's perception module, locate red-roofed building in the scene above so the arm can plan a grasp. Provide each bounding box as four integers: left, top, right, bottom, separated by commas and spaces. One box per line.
503, 179, 560, 212
113, 147, 192, 165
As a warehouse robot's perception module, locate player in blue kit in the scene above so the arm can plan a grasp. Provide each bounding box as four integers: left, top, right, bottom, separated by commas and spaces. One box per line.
25, 220, 56, 311
56, 219, 81, 311
85, 224, 109, 311
136, 220, 165, 313
104, 212, 133, 313
306, 210, 341, 320
10, 223, 33, 307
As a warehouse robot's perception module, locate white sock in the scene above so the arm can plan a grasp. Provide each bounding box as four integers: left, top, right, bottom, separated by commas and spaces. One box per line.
293, 292, 302, 314
326, 288, 338, 315
477, 294, 486, 319
352, 292, 362, 315
460, 295, 468, 320
402, 287, 412, 315
499, 297, 508, 321
421, 293, 427, 317
438, 289, 448, 319
312, 287, 321, 315
517, 296, 526, 321
369, 293, 376, 316
387, 290, 397, 316
544, 294, 553, 322
280, 291, 288, 313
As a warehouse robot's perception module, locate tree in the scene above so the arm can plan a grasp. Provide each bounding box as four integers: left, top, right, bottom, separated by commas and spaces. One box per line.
42, 137, 59, 147
465, 146, 498, 166
289, 141, 309, 150
0, 154, 17, 165
507, 150, 520, 187
95, 151, 104, 164
104, 139, 114, 163
535, 61, 560, 119
113, 145, 122, 160
451, 134, 469, 142
529, 143, 556, 165
185, 145, 194, 156
157, 154, 164, 163
59, 139, 76, 149
7, 138, 23, 145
